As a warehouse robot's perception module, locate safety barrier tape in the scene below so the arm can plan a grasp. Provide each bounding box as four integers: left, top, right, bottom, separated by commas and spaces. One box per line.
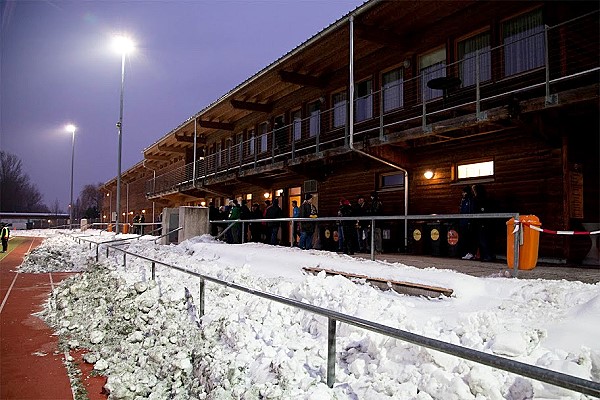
521, 221, 600, 236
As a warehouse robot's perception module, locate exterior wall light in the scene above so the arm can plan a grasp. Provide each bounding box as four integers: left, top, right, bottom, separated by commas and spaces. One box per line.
263, 192, 270, 199
424, 170, 435, 180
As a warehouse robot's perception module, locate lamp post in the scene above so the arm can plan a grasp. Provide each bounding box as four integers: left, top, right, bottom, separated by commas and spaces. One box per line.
112, 35, 135, 234
65, 124, 77, 230
107, 192, 111, 227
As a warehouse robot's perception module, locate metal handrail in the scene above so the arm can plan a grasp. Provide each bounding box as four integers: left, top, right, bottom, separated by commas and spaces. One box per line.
63, 232, 600, 396
153, 226, 182, 244
212, 212, 522, 275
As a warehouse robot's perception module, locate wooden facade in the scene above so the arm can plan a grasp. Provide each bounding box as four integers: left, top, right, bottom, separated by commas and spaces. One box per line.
101, 0, 599, 263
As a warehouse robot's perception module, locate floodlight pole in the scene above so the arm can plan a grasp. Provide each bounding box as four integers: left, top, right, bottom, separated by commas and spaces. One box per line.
70, 127, 75, 229
115, 51, 126, 234
65, 124, 77, 230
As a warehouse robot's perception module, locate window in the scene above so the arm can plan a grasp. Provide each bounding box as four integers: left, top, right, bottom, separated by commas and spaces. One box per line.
380, 172, 405, 189
458, 32, 491, 87
355, 80, 373, 122
258, 123, 268, 153
420, 48, 446, 101
274, 115, 285, 150
247, 129, 255, 156
236, 133, 243, 161
308, 101, 320, 137
382, 69, 404, 112
503, 9, 545, 76
216, 142, 222, 167
457, 160, 494, 179
225, 138, 232, 164
332, 92, 347, 128
291, 110, 302, 141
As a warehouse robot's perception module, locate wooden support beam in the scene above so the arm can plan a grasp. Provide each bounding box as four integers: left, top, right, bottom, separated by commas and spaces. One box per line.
278, 70, 329, 88
175, 134, 208, 144
144, 154, 171, 161
197, 120, 235, 131
230, 99, 273, 113
157, 145, 187, 154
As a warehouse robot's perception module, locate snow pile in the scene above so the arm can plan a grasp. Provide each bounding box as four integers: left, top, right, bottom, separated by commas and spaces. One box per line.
17, 230, 600, 399
43, 265, 204, 399
19, 234, 94, 272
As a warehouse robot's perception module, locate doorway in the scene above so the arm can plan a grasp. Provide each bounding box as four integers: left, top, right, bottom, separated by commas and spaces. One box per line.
289, 186, 302, 246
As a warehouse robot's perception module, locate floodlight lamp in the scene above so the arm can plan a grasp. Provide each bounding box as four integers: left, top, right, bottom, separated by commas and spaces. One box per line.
112, 35, 135, 55
65, 124, 76, 134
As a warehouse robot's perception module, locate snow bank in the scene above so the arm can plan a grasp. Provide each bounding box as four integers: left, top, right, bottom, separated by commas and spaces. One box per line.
18, 230, 599, 399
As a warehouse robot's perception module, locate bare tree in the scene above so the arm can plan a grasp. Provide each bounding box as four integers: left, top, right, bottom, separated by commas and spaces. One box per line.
78, 183, 103, 220
0, 151, 48, 212
50, 199, 63, 215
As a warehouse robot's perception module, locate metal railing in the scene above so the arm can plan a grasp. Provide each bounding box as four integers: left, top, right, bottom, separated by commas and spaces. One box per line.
64, 230, 600, 396
211, 212, 523, 274
146, 11, 599, 197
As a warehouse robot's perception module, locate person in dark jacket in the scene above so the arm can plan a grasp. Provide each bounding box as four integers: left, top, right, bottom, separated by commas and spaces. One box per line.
353, 196, 368, 252
292, 200, 300, 246
240, 199, 252, 242
367, 192, 383, 253
262, 200, 271, 243
265, 198, 282, 245
208, 202, 219, 236
339, 198, 356, 255
1, 223, 10, 253
472, 184, 495, 261
459, 186, 477, 260
249, 203, 262, 242
299, 194, 317, 250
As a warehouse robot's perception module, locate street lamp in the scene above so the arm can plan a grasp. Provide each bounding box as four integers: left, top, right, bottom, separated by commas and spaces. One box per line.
112, 35, 135, 233
106, 192, 111, 227
65, 124, 77, 229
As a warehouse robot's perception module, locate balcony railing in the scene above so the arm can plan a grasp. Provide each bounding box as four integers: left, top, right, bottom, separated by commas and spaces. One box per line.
147, 11, 598, 197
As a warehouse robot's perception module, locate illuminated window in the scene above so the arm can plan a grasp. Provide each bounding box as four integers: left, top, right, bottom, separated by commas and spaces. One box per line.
457, 160, 494, 179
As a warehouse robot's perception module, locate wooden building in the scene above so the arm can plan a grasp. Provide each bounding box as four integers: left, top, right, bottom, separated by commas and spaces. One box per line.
101, 0, 599, 263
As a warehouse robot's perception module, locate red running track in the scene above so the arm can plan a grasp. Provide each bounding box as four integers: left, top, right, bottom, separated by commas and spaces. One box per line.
0, 236, 107, 400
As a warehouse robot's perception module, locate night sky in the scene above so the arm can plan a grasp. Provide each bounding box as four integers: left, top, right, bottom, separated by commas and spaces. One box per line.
1, 0, 364, 211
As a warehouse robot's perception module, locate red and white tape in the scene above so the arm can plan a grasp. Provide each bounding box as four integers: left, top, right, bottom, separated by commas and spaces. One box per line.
521, 221, 600, 236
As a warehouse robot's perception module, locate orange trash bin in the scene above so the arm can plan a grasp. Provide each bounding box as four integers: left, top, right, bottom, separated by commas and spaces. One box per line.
107, 224, 113, 232
122, 223, 129, 234
506, 215, 541, 270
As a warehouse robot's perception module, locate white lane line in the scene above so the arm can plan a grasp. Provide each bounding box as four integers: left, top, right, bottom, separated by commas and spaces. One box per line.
0, 272, 19, 314
0, 237, 39, 314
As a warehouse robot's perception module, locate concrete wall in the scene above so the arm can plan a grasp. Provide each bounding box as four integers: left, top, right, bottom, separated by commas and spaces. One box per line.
178, 206, 210, 243
161, 208, 180, 245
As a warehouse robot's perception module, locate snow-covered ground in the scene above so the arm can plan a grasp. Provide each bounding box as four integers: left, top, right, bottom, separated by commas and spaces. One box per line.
14, 229, 600, 399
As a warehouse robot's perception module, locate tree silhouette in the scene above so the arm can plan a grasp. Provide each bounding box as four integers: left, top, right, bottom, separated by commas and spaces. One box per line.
0, 151, 48, 212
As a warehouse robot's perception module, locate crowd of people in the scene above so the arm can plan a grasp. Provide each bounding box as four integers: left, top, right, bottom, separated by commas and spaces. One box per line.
207, 192, 385, 254
206, 184, 497, 261
336, 192, 383, 255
